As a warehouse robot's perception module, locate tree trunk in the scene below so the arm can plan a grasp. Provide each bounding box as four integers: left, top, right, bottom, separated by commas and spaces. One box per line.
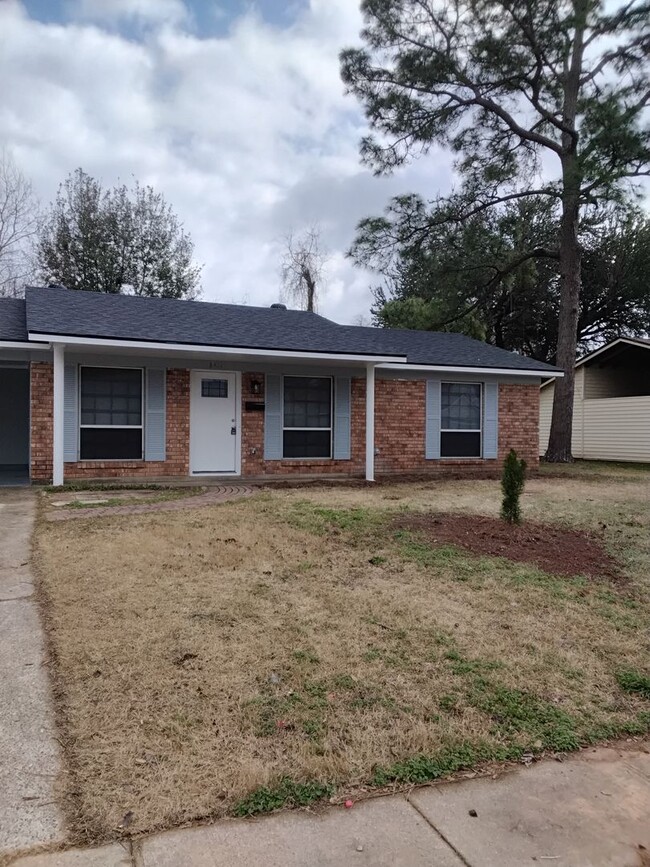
305, 272, 316, 312
545, 0, 586, 463
545, 184, 581, 462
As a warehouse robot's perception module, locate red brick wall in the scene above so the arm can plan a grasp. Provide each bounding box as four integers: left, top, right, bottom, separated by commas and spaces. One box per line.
241, 375, 539, 478
497, 383, 540, 467
30, 364, 540, 483
373, 378, 539, 475
375, 379, 427, 474
240, 373, 365, 476
30, 362, 54, 482
30, 366, 190, 483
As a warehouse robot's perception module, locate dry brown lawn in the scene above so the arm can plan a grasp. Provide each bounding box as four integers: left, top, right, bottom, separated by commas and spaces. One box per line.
34, 469, 650, 842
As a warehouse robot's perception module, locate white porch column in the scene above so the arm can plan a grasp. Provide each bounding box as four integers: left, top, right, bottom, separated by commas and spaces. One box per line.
52, 343, 65, 486
365, 363, 375, 482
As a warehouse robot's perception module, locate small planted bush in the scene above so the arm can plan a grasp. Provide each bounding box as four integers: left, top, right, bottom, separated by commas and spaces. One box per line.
501, 449, 527, 524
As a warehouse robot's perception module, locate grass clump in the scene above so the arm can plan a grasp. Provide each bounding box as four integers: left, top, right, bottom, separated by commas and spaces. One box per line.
234, 777, 333, 816
616, 669, 650, 700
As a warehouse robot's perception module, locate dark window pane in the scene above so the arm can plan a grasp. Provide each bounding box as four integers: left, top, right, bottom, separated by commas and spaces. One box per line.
201, 378, 228, 398
440, 431, 481, 458
283, 429, 331, 458
80, 428, 143, 460
80, 368, 142, 426
441, 383, 481, 430
283, 377, 331, 428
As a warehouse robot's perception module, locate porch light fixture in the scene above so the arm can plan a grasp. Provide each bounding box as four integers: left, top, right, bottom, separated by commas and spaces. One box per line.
250, 379, 262, 395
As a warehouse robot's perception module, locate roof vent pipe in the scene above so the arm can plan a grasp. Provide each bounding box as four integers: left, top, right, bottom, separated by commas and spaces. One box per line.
270, 303, 287, 310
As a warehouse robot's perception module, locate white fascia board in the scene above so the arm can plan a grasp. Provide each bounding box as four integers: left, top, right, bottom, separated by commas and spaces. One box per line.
28, 333, 406, 365
376, 362, 563, 378
0, 340, 51, 350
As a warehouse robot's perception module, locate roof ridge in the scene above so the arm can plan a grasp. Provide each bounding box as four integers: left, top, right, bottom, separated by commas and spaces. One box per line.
25, 285, 336, 322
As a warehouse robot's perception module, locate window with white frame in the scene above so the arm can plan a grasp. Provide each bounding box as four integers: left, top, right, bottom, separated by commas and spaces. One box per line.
283, 376, 332, 458
440, 382, 482, 457
79, 367, 143, 460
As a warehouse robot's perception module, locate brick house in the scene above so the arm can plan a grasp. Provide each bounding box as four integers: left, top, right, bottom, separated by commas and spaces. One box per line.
0, 286, 560, 486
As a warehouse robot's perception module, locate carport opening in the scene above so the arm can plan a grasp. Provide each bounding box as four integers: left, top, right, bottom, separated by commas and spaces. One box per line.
0, 366, 30, 486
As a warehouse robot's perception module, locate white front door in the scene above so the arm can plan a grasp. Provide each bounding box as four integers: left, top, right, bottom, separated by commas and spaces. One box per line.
190, 371, 238, 474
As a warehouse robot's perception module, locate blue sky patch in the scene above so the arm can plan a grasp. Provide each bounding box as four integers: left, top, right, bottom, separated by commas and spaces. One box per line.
21, 0, 308, 34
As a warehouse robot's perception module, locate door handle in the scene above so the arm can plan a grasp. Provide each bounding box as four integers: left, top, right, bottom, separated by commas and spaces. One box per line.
231, 426, 237, 435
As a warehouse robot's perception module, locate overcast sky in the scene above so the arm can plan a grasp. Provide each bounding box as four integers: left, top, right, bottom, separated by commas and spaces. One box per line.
0, 0, 454, 323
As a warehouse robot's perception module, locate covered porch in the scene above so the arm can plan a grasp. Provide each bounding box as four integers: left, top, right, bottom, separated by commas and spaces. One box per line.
44, 339, 389, 487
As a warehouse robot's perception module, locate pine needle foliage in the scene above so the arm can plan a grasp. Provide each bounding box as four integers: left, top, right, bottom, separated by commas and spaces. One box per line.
501, 449, 527, 524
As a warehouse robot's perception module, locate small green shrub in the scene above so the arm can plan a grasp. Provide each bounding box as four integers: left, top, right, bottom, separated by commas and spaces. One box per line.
501, 448, 527, 524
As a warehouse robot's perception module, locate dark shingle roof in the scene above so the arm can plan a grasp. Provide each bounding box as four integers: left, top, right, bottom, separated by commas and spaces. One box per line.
0, 297, 27, 341
334, 324, 556, 371
19, 286, 559, 373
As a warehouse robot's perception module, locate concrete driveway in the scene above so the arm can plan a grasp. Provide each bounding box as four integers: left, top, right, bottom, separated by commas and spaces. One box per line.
0, 488, 64, 856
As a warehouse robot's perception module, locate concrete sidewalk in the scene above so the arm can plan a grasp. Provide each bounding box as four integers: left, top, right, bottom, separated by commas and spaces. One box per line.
9, 742, 650, 867
0, 489, 65, 855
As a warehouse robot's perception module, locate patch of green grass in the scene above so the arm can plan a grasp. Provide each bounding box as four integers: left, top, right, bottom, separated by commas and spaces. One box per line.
234, 777, 333, 817
444, 650, 503, 677
303, 679, 328, 704
439, 694, 459, 712
302, 718, 324, 740
468, 680, 580, 752
616, 669, 650, 700
332, 673, 356, 690
372, 740, 522, 786
368, 555, 387, 566
393, 533, 459, 569
284, 502, 386, 538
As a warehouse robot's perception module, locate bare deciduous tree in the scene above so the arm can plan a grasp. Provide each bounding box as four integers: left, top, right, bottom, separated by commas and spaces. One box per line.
280, 226, 327, 312
0, 149, 38, 297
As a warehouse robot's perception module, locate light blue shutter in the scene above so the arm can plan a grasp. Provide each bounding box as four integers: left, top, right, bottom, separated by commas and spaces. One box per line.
264, 374, 283, 460
145, 368, 166, 461
483, 382, 498, 459
425, 378, 441, 459
63, 364, 78, 462
333, 377, 351, 460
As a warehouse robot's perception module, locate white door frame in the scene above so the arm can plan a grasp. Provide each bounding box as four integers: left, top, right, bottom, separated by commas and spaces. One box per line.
190, 370, 242, 476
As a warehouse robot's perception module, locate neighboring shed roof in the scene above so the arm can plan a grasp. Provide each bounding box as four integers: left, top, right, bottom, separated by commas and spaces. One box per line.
540, 337, 650, 388
575, 337, 650, 368
3, 286, 560, 373
0, 297, 28, 342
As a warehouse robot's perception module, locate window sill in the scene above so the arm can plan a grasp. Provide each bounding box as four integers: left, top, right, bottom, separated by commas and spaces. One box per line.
427, 456, 490, 461
72, 459, 146, 464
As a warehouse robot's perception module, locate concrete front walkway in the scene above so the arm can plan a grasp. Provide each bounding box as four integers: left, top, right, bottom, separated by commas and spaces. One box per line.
0, 489, 65, 856
45, 485, 256, 521
9, 742, 650, 867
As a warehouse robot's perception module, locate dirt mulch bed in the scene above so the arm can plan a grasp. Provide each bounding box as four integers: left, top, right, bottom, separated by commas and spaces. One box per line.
394, 513, 621, 581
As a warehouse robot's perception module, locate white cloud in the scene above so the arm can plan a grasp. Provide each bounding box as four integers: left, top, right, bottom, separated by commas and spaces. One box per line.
0, 0, 453, 322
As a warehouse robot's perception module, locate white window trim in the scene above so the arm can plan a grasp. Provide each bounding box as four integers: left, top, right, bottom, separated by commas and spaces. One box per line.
282, 375, 333, 460
78, 364, 145, 461
440, 381, 483, 459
